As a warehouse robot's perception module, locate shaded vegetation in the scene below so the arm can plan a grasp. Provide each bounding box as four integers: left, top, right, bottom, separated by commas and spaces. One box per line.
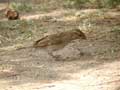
66, 0, 120, 8
10, 2, 33, 12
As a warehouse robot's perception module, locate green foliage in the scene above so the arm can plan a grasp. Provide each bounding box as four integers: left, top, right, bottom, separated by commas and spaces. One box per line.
66, 0, 90, 8
103, 0, 120, 8
110, 27, 120, 34
0, 20, 34, 34
10, 2, 33, 12
67, 0, 120, 8
0, 20, 35, 44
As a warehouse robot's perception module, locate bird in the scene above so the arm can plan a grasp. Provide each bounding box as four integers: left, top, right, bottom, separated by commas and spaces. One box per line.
5, 8, 20, 20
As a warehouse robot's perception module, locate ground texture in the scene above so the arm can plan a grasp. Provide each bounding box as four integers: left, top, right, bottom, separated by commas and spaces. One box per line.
0, 2, 120, 90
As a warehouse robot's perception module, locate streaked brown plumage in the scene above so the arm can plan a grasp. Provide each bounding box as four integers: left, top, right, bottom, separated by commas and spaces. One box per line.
33, 29, 86, 47
17, 29, 86, 50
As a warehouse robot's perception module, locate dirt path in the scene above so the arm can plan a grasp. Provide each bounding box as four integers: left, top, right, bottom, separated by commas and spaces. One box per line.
0, 34, 120, 90
0, 48, 120, 90
0, 7, 120, 90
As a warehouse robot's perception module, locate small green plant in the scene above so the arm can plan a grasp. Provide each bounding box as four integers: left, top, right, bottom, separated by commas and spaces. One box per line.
66, 0, 120, 8
103, 0, 120, 8
110, 27, 120, 34
10, 2, 33, 12
66, 0, 90, 8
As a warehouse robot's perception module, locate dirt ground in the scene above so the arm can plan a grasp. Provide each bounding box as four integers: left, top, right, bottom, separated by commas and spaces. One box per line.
0, 2, 120, 90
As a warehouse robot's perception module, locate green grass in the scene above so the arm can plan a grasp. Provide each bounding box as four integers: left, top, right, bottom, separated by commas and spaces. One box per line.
10, 2, 33, 12
66, 0, 120, 8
